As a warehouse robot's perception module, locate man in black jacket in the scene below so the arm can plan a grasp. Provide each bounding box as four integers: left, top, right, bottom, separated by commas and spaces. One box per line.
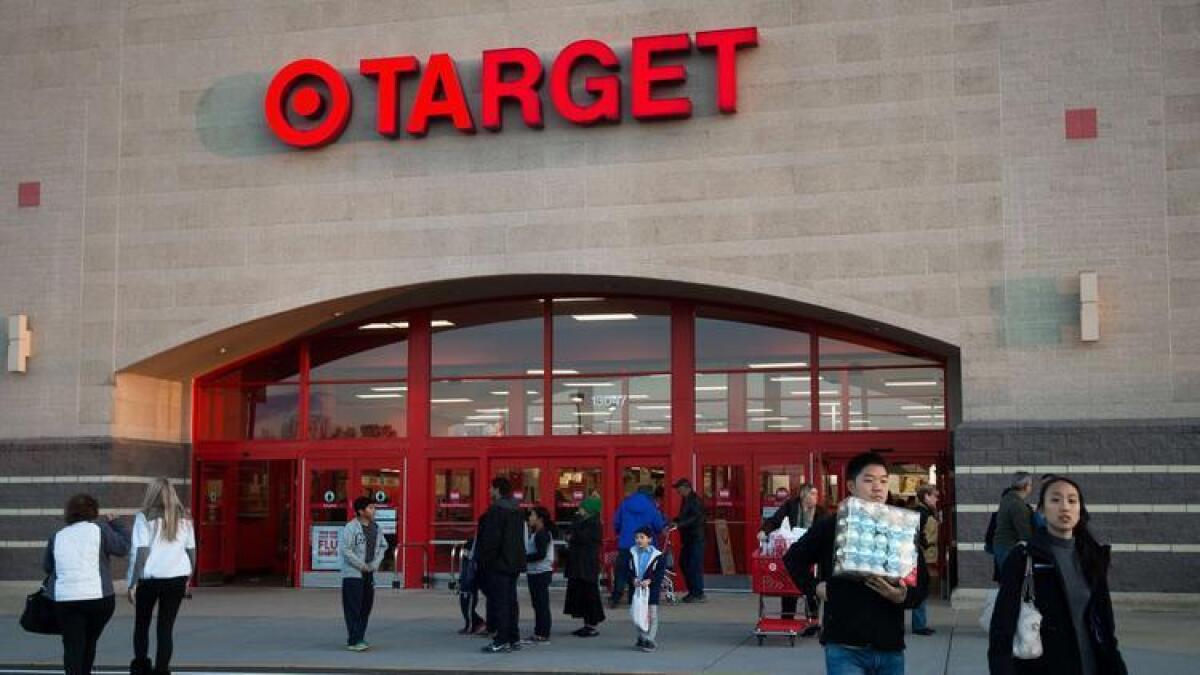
784, 452, 928, 675
477, 477, 526, 653
668, 478, 706, 603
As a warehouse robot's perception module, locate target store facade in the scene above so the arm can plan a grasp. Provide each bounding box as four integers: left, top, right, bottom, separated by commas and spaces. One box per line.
1, 1, 1197, 598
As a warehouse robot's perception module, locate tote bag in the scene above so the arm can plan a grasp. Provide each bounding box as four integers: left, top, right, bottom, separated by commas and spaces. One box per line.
1012, 553, 1043, 659
19, 580, 59, 635
630, 585, 651, 632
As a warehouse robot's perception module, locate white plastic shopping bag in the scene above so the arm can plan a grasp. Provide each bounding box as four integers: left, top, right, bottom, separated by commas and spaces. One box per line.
630, 586, 651, 633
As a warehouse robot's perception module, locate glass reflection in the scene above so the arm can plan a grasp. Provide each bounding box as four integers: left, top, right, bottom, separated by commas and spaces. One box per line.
694, 371, 810, 433
553, 298, 670, 373
308, 383, 406, 439
818, 368, 945, 430
430, 379, 543, 436
551, 375, 670, 435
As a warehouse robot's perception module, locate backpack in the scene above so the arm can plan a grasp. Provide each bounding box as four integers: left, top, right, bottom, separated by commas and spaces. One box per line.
983, 511, 998, 554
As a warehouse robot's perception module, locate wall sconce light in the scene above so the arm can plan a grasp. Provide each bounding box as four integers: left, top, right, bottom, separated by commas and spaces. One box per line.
1080, 272, 1099, 342
7, 314, 32, 373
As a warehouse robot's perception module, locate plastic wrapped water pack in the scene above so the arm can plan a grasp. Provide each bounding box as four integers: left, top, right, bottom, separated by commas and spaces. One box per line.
833, 496, 920, 585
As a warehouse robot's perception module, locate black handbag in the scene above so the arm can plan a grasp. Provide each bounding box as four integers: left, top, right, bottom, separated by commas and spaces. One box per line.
19, 580, 59, 635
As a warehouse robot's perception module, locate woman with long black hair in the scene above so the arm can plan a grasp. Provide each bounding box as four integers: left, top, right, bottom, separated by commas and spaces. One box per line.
988, 476, 1127, 675
523, 505, 557, 643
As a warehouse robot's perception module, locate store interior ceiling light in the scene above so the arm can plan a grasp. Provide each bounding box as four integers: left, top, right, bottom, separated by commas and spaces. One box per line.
431, 398, 473, 403
359, 320, 453, 330
637, 405, 671, 410
356, 393, 403, 399
746, 408, 773, 413
526, 369, 579, 375
748, 362, 807, 369
695, 385, 728, 391
575, 411, 610, 416
571, 313, 638, 321
550, 297, 605, 303
370, 386, 407, 392
750, 416, 788, 422
627, 394, 650, 400
475, 408, 508, 413
901, 405, 932, 410
796, 390, 842, 396
466, 414, 503, 420
770, 376, 810, 382
767, 424, 807, 429
570, 382, 615, 387
885, 380, 938, 387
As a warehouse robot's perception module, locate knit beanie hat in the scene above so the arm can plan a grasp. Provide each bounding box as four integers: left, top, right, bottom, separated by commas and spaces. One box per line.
580, 494, 601, 516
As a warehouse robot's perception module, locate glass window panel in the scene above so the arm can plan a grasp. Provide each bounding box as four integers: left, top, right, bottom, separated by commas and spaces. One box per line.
553, 467, 602, 537
695, 371, 810, 433
310, 327, 407, 381
492, 466, 541, 509
198, 385, 300, 440
308, 382, 406, 439
552, 298, 670, 374
432, 301, 543, 377
819, 336, 939, 369
430, 378, 543, 436
432, 466, 475, 571
208, 345, 301, 385
818, 368, 945, 430
552, 374, 670, 435
695, 310, 809, 371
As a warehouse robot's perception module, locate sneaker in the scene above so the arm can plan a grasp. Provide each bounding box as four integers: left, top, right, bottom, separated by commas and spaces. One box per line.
509, 641, 523, 651
346, 642, 367, 652
913, 627, 936, 636
532, 635, 551, 645
636, 637, 647, 648
573, 626, 599, 638
640, 639, 657, 652
682, 593, 707, 603
481, 642, 511, 653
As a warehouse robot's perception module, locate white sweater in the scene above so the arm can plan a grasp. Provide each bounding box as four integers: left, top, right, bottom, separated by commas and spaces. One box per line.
128, 512, 196, 582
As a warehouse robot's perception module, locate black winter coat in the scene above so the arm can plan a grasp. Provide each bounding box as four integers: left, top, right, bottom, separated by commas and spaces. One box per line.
761, 499, 827, 533
673, 492, 705, 542
476, 497, 527, 575
564, 513, 602, 582
988, 534, 1127, 675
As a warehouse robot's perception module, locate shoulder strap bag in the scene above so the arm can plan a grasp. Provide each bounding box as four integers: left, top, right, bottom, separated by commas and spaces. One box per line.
19, 577, 60, 635
1012, 551, 1043, 659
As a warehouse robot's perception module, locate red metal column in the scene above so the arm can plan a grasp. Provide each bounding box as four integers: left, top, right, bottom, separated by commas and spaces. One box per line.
404, 309, 431, 588
669, 301, 695, 512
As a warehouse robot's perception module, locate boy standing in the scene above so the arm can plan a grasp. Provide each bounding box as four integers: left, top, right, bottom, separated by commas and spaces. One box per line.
784, 452, 929, 675
628, 525, 667, 653
340, 496, 388, 652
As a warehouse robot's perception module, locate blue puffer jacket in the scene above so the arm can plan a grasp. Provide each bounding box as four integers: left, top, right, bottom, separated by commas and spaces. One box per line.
613, 491, 666, 549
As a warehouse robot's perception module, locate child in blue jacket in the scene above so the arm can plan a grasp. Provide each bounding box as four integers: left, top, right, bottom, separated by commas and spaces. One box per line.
628, 525, 667, 652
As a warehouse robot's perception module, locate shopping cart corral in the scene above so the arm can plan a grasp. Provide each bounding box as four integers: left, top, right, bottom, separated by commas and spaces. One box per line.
750, 549, 815, 646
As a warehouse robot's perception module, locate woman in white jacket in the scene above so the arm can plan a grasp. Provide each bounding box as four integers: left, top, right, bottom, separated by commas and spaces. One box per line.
43, 493, 131, 675
127, 478, 195, 675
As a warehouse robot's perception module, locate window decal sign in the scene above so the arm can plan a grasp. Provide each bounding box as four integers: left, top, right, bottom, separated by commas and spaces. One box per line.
264, 27, 758, 148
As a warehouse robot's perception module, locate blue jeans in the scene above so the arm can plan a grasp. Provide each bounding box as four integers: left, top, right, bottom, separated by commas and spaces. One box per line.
825, 643, 904, 675
911, 599, 928, 631
341, 574, 375, 646
681, 536, 705, 596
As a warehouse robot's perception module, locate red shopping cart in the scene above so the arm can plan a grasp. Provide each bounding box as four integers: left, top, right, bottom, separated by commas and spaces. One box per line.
750, 549, 814, 646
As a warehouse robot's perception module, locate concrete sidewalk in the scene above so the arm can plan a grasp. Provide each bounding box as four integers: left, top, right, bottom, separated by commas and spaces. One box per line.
2, 586, 1197, 674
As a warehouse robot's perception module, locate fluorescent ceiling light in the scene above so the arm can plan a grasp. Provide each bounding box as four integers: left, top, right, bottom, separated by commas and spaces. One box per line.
770, 376, 810, 382
575, 411, 610, 416
355, 393, 403, 399
370, 386, 407, 392
637, 405, 671, 410
627, 394, 650, 400
568, 382, 615, 387
706, 428, 728, 433
466, 414, 503, 420
552, 423, 580, 429
431, 398, 472, 404
750, 416, 789, 422
475, 408, 508, 414
748, 362, 807, 369
767, 424, 808, 429
489, 391, 508, 396
429, 320, 455, 327
885, 381, 938, 387
796, 390, 841, 396
358, 322, 401, 330
526, 369, 579, 375
571, 313, 637, 321
746, 408, 773, 413
907, 414, 934, 419
551, 297, 605, 303
463, 422, 492, 427
901, 405, 932, 410
638, 425, 667, 431
527, 390, 540, 395
695, 385, 728, 392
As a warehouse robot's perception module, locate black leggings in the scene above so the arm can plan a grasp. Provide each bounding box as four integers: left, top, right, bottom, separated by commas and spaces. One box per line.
133, 577, 188, 669
55, 595, 115, 675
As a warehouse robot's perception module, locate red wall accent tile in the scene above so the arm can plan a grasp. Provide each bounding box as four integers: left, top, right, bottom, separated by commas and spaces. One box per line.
1065, 108, 1097, 140
18, 181, 40, 207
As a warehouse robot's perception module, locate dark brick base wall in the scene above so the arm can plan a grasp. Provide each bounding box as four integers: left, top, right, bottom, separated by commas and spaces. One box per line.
0, 437, 190, 582
953, 420, 1200, 593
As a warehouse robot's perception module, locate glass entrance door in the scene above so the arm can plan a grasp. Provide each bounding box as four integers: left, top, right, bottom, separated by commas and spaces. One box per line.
196, 462, 235, 582
757, 463, 807, 524
432, 462, 477, 571
549, 461, 602, 538
306, 461, 350, 573
700, 463, 749, 574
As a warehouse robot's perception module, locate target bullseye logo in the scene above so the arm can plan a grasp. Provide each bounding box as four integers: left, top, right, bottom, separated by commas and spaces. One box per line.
263, 58, 352, 149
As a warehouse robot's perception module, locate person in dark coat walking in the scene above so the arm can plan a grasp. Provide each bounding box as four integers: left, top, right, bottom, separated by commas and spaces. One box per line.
476, 477, 527, 653
668, 478, 706, 602
988, 476, 1127, 675
563, 495, 605, 637
757, 483, 826, 624
784, 453, 929, 675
